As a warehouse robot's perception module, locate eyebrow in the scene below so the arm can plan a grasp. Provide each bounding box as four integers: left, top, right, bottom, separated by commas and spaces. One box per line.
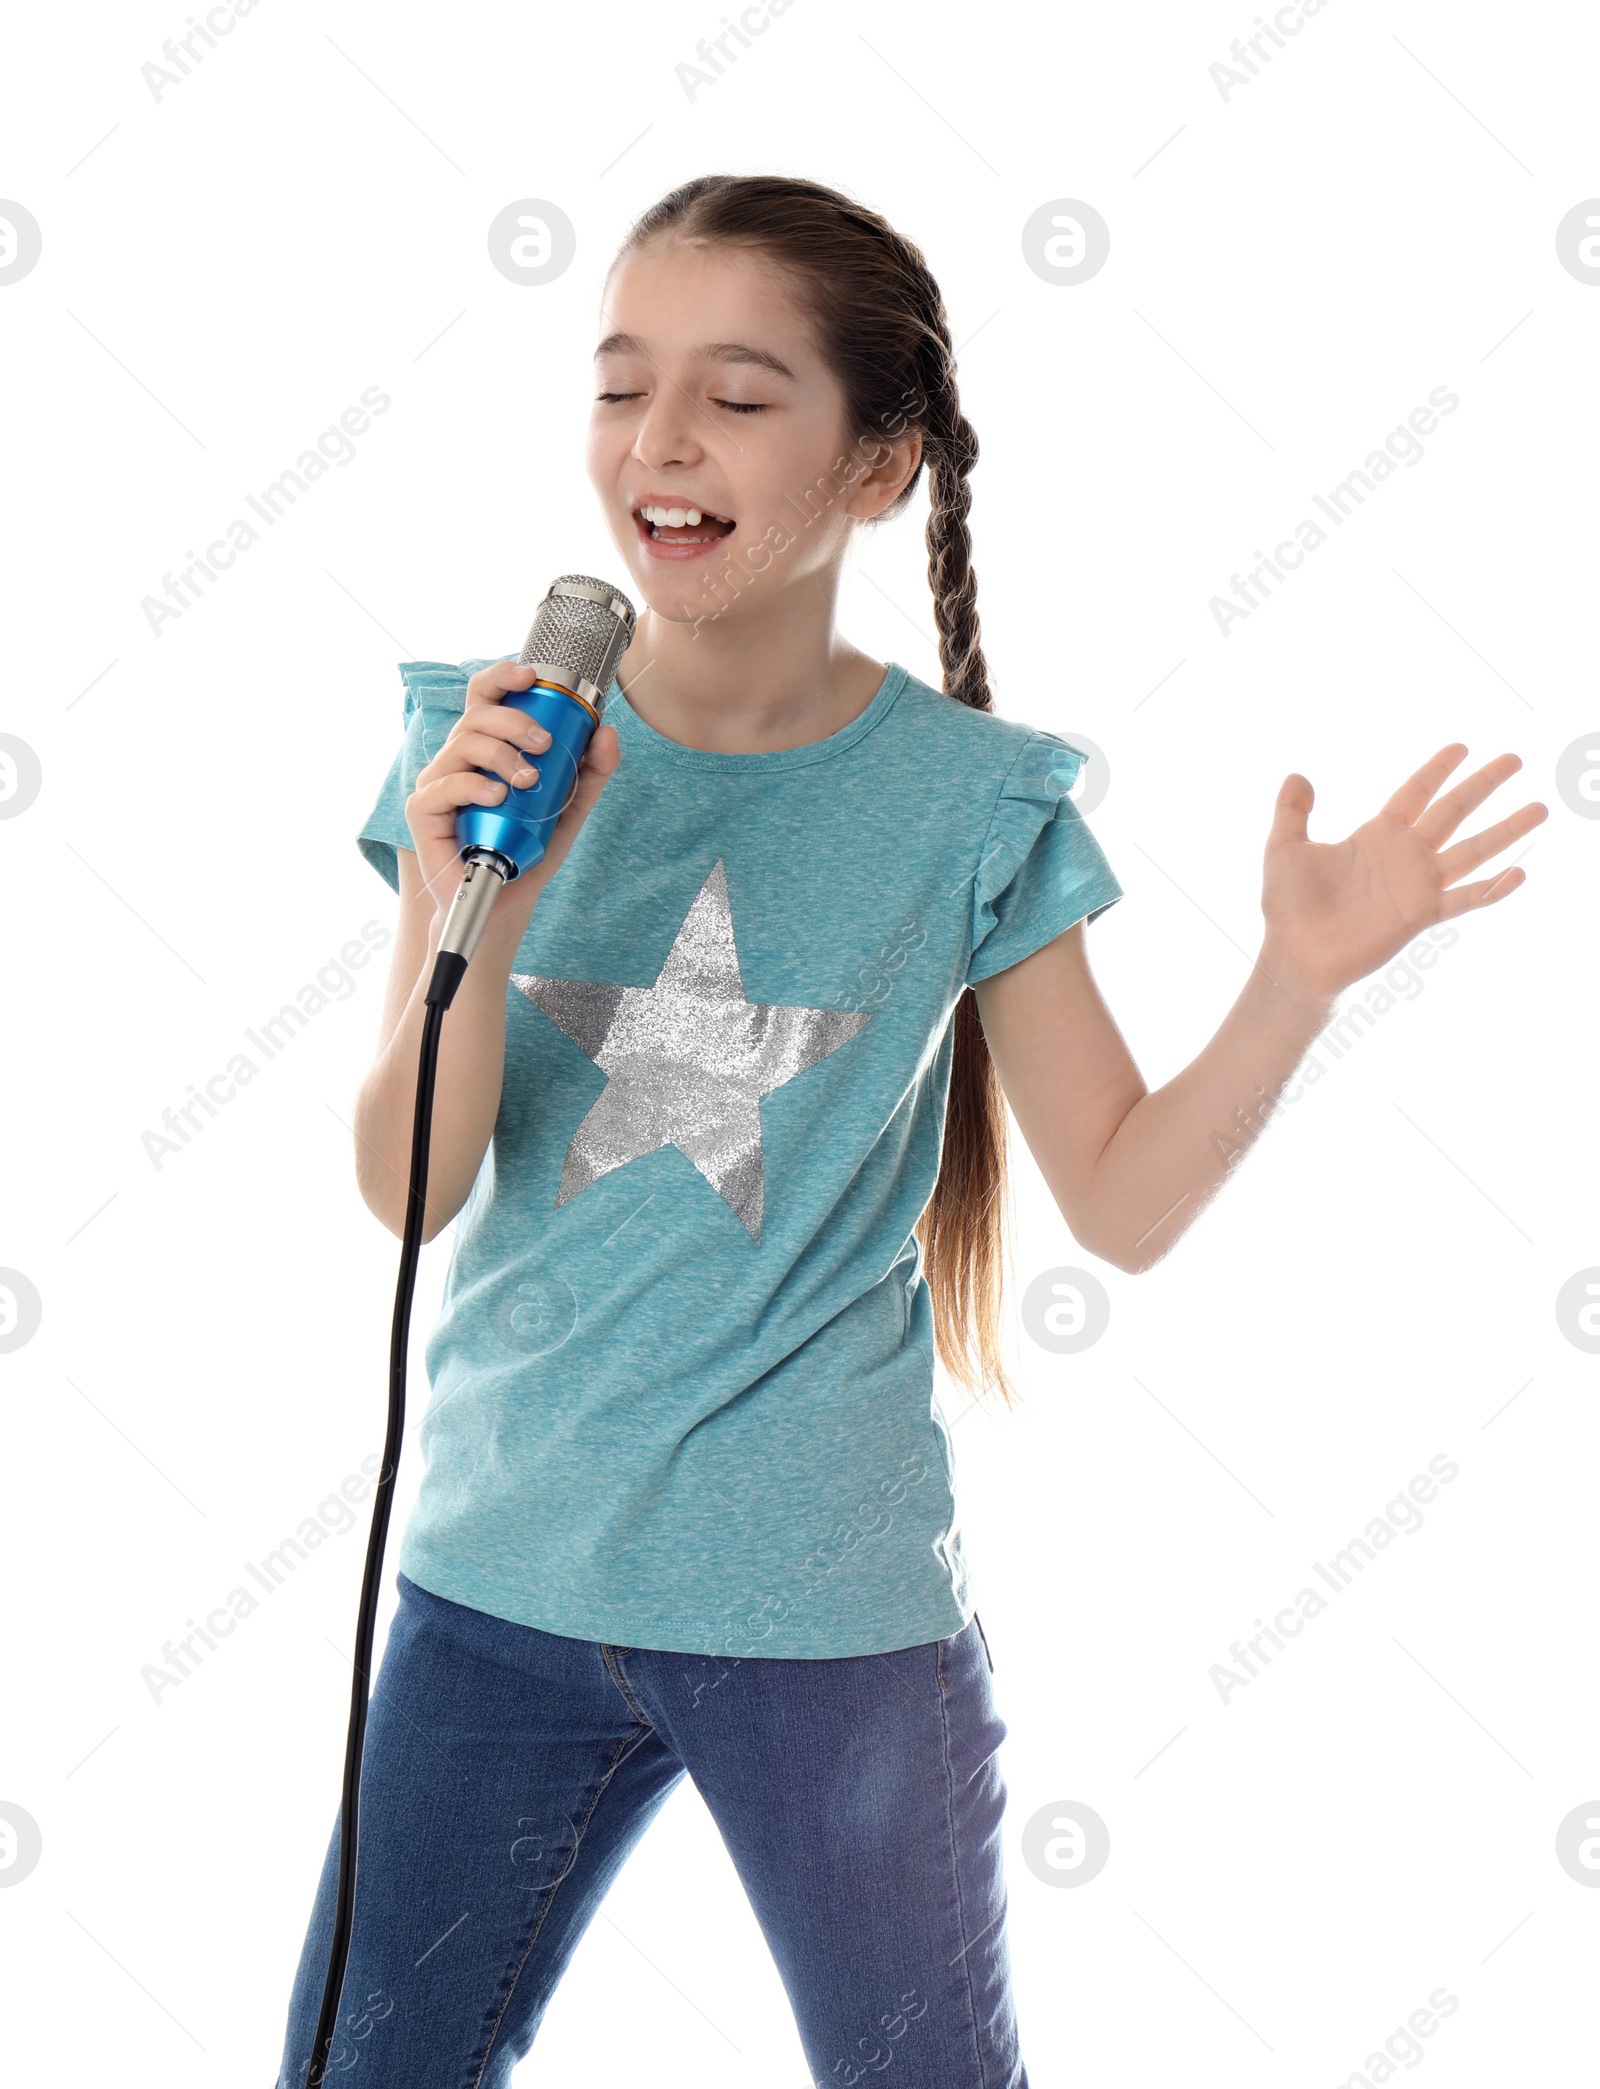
593, 331, 797, 380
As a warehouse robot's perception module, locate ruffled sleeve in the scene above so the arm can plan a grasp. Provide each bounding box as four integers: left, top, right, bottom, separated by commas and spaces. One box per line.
355, 657, 510, 891
966, 731, 1123, 985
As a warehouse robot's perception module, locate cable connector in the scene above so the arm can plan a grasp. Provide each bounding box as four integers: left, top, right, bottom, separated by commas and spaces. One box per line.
425, 851, 512, 1009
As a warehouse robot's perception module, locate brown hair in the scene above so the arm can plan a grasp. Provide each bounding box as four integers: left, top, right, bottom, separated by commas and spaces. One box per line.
610, 173, 1015, 1405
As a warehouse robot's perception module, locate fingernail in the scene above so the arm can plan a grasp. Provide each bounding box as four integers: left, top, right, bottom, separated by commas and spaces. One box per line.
514, 765, 538, 786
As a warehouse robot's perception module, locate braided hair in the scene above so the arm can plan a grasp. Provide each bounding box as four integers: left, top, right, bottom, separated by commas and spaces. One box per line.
610, 174, 1015, 1405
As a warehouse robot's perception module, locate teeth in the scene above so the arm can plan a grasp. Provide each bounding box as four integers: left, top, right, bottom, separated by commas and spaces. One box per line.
641, 502, 717, 528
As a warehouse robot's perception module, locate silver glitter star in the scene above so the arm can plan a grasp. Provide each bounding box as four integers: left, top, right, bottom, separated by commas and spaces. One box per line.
511, 859, 869, 1240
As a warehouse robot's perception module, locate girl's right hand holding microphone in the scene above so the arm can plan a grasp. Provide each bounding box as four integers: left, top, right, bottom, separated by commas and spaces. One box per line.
404, 661, 622, 953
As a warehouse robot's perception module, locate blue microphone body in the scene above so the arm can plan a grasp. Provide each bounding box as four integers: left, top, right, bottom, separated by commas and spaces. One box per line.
427, 575, 636, 1006
453, 677, 599, 878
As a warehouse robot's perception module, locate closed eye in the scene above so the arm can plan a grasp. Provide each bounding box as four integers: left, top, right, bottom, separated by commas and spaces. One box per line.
596, 391, 767, 415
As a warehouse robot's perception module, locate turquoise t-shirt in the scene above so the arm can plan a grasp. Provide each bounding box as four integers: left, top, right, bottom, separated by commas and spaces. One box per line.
356, 657, 1122, 1658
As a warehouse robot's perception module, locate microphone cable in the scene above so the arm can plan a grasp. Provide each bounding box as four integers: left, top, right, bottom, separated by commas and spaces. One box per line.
305, 917, 489, 2088
301, 574, 635, 2087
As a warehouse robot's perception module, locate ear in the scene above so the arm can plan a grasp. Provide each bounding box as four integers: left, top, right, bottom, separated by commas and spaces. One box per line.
843, 426, 924, 522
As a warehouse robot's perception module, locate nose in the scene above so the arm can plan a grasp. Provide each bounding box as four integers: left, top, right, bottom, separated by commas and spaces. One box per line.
632, 383, 707, 475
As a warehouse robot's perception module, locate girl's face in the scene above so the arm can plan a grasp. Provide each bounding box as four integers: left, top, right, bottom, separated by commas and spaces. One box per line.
586, 239, 919, 633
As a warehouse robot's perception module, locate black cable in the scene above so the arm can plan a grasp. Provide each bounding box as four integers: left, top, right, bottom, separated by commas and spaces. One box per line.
305, 952, 461, 2086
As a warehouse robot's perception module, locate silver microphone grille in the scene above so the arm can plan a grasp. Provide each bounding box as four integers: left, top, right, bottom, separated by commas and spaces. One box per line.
518, 573, 637, 710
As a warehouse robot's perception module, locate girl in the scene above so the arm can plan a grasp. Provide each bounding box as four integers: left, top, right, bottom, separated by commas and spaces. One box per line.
278, 174, 1542, 2087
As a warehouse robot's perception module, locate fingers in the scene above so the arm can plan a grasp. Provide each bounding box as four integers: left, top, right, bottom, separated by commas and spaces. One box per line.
465, 661, 538, 704
458, 697, 552, 758
415, 696, 554, 802
1413, 751, 1526, 848
1435, 797, 1549, 887
411, 722, 621, 833
1437, 863, 1528, 917
434, 725, 544, 790
1380, 743, 1468, 825
409, 765, 520, 826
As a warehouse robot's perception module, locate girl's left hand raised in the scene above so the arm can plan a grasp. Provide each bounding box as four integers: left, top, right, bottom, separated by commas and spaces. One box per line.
1260, 744, 1548, 1001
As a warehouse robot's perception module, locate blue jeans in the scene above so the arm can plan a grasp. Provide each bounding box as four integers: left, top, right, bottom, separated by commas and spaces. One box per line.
277, 1572, 1026, 2087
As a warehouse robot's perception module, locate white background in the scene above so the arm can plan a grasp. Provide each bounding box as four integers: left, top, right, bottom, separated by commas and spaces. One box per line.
2, 0, 1596, 2081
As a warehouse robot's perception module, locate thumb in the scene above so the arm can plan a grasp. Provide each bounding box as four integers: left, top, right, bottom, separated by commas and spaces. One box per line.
562, 723, 621, 820
1269, 771, 1314, 848
582, 723, 622, 780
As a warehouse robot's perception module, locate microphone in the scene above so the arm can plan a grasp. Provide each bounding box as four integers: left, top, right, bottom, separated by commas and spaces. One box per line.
427, 574, 636, 1008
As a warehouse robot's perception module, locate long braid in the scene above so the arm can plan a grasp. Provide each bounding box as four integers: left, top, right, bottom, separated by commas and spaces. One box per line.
920, 331, 992, 715
914, 326, 1014, 1404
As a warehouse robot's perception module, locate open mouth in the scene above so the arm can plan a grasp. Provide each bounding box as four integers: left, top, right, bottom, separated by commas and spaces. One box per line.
633, 501, 737, 548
